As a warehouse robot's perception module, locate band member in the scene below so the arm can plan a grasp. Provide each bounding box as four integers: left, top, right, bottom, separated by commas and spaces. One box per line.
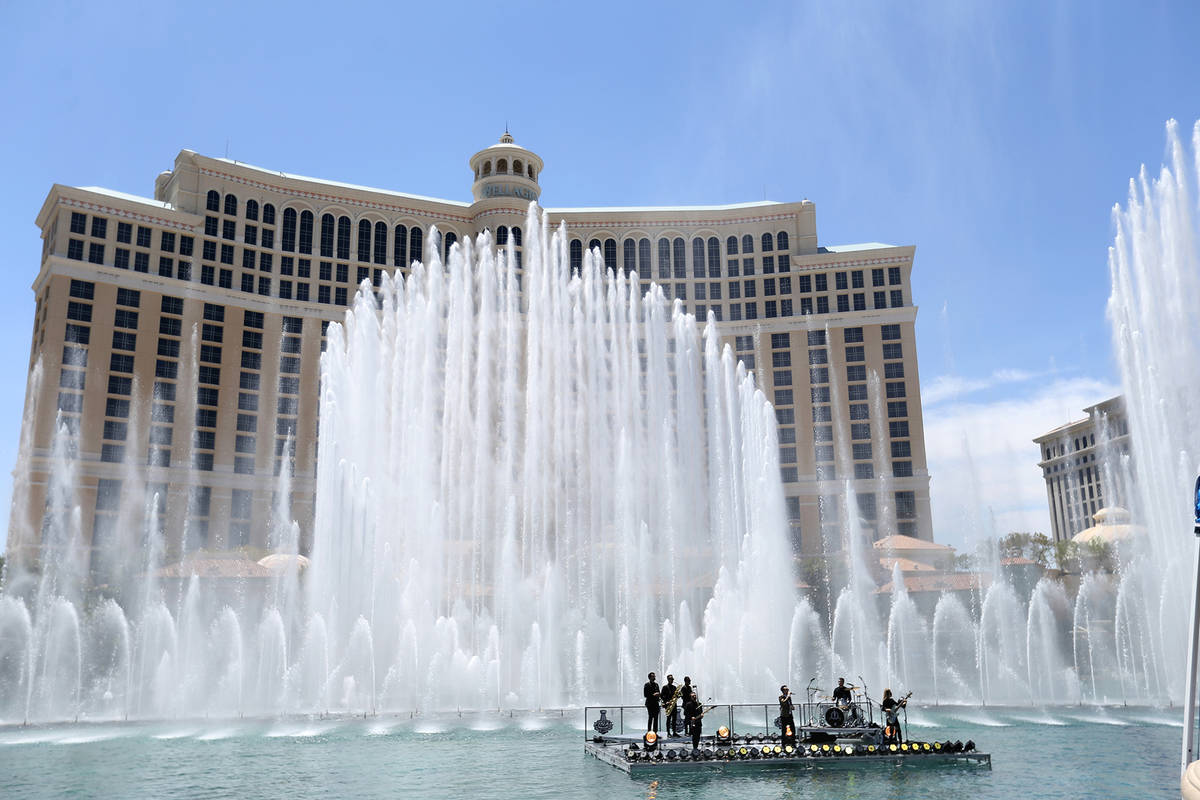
643, 672, 661, 732
685, 691, 703, 750
880, 688, 909, 743
661, 674, 680, 737
680, 677, 695, 735
832, 677, 852, 706
778, 685, 796, 743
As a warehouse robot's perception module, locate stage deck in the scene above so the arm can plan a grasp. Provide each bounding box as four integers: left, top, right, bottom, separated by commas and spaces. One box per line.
584, 736, 991, 776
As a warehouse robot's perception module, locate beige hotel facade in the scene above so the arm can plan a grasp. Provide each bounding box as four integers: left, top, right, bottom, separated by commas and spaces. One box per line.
8, 133, 934, 571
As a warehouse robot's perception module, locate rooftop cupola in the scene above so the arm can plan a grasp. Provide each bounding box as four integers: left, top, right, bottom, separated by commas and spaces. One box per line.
469, 132, 543, 203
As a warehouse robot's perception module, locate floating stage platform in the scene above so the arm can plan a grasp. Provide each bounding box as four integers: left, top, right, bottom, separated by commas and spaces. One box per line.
583, 704, 990, 777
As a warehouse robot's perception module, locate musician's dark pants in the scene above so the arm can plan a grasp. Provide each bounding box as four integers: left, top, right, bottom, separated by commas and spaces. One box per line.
691, 721, 701, 750
646, 705, 659, 732
781, 714, 796, 742
668, 708, 681, 736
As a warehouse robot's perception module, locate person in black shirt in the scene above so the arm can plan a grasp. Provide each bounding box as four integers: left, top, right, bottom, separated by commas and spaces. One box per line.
661, 675, 680, 737
643, 672, 661, 733
778, 685, 796, 742
680, 677, 695, 735
685, 691, 703, 750
880, 688, 909, 742
832, 677, 852, 705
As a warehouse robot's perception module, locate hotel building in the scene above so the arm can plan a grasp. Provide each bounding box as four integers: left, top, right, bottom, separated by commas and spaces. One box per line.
1033, 396, 1132, 542
9, 134, 933, 569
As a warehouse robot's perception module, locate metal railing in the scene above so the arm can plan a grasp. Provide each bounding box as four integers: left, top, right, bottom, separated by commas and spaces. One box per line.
583, 701, 881, 741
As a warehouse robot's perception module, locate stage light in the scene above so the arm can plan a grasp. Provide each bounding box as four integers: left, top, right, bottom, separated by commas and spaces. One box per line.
666, 749, 678, 761
888, 743, 899, 753
933, 741, 943, 752
738, 746, 748, 757
772, 745, 782, 755
653, 751, 663, 762
843, 745, 855, 755
922, 742, 931, 752
716, 726, 730, 743
867, 744, 877, 753
784, 745, 795, 756
900, 743, 909, 752
832, 744, 842, 754
808, 744, 819, 754
643, 731, 659, 751
820, 744, 831, 754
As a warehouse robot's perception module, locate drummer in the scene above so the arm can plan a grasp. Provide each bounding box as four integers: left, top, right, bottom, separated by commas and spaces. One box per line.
832, 677, 852, 706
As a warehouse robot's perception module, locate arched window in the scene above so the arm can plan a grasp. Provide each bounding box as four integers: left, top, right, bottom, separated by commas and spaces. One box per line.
246, 199, 259, 221
394, 224, 408, 267
692, 237, 706, 278
474, 168, 480, 180
497, 159, 508, 174
320, 214, 335, 257
282, 208, 297, 252
672, 237, 686, 279
497, 226, 508, 246
357, 219, 372, 262
604, 239, 617, 271
299, 211, 314, 254
513, 159, 523, 175
337, 216, 351, 260
588, 238, 601, 259
224, 194, 237, 216
742, 234, 754, 253
444, 232, 457, 260
512, 226, 522, 246
206, 190, 220, 211
623, 239, 636, 276
569, 239, 583, 274
657, 238, 671, 280
410, 227, 423, 264
762, 232, 774, 252
727, 235, 738, 255
374, 221, 387, 264
776, 231, 789, 251
638, 238, 651, 276
707, 237, 720, 278
528, 166, 535, 180
483, 162, 492, 177
263, 204, 275, 226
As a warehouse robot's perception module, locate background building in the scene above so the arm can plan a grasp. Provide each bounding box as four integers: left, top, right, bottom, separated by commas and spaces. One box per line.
9, 134, 933, 571
1033, 396, 1132, 542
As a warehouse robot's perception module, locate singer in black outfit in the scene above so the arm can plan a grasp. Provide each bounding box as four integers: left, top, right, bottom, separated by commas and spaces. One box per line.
643, 672, 661, 732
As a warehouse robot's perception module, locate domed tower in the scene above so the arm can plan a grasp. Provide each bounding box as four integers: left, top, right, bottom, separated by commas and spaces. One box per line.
469, 132, 543, 203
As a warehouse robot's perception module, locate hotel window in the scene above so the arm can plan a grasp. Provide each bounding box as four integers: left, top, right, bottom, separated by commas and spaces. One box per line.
811, 386, 830, 403
91, 217, 107, 239
850, 403, 869, 420
729, 304, 742, 321
86, 242, 105, 264
873, 268, 885, 286
206, 190, 220, 211
809, 367, 828, 384
745, 302, 758, 319
692, 237, 705, 278
244, 225, 258, 246
835, 272, 848, 291
890, 290, 903, 307
622, 239, 636, 274
245, 199, 259, 221
320, 214, 335, 257
886, 382, 906, 398
742, 234, 754, 253
837, 295, 849, 313
845, 345, 864, 362
656, 238, 670, 279
335, 287, 348, 305
814, 274, 828, 292
67, 239, 84, 260
70, 212, 87, 234
297, 284, 310, 301
358, 219, 371, 262
882, 343, 903, 360
813, 406, 832, 423
848, 384, 867, 401
299, 211, 314, 254
727, 259, 739, 277
707, 237, 721, 278
889, 420, 910, 438
808, 349, 828, 365
133, 252, 149, 272
777, 231, 790, 251
259, 277, 271, 296
851, 270, 864, 289
887, 401, 908, 418
260, 253, 272, 272
764, 278, 776, 296
726, 235, 738, 255
816, 296, 830, 314
743, 280, 756, 298
240, 273, 254, 293
410, 227, 423, 263
888, 267, 901, 285
847, 365, 866, 382
374, 221, 388, 264
852, 443, 872, 460
224, 194, 238, 216
884, 362, 905, 379
280, 281, 292, 299
282, 209, 297, 251
336, 216, 351, 259
893, 461, 913, 477
222, 220, 236, 241
779, 428, 796, 444
263, 204, 275, 225
853, 293, 865, 311
775, 388, 793, 405
776, 408, 795, 425
763, 256, 774, 274
695, 283, 706, 300
672, 238, 686, 279
881, 324, 901, 340
891, 441, 912, 459
743, 257, 755, 276
762, 232, 774, 252
854, 463, 874, 480
774, 370, 792, 386
851, 423, 871, 440
874, 291, 886, 308
116, 222, 132, 244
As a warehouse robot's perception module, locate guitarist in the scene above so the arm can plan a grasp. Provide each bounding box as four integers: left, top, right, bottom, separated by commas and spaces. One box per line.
880, 688, 911, 743
684, 690, 705, 750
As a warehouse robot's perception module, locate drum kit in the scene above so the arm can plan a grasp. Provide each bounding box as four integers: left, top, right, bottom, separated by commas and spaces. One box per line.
805, 677, 870, 730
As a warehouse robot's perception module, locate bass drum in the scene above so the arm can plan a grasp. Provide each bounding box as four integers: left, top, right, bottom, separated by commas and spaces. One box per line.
823, 706, 845, 728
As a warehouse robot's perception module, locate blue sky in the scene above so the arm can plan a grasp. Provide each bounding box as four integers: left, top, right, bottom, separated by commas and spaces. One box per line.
1, 1, 1197, 551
